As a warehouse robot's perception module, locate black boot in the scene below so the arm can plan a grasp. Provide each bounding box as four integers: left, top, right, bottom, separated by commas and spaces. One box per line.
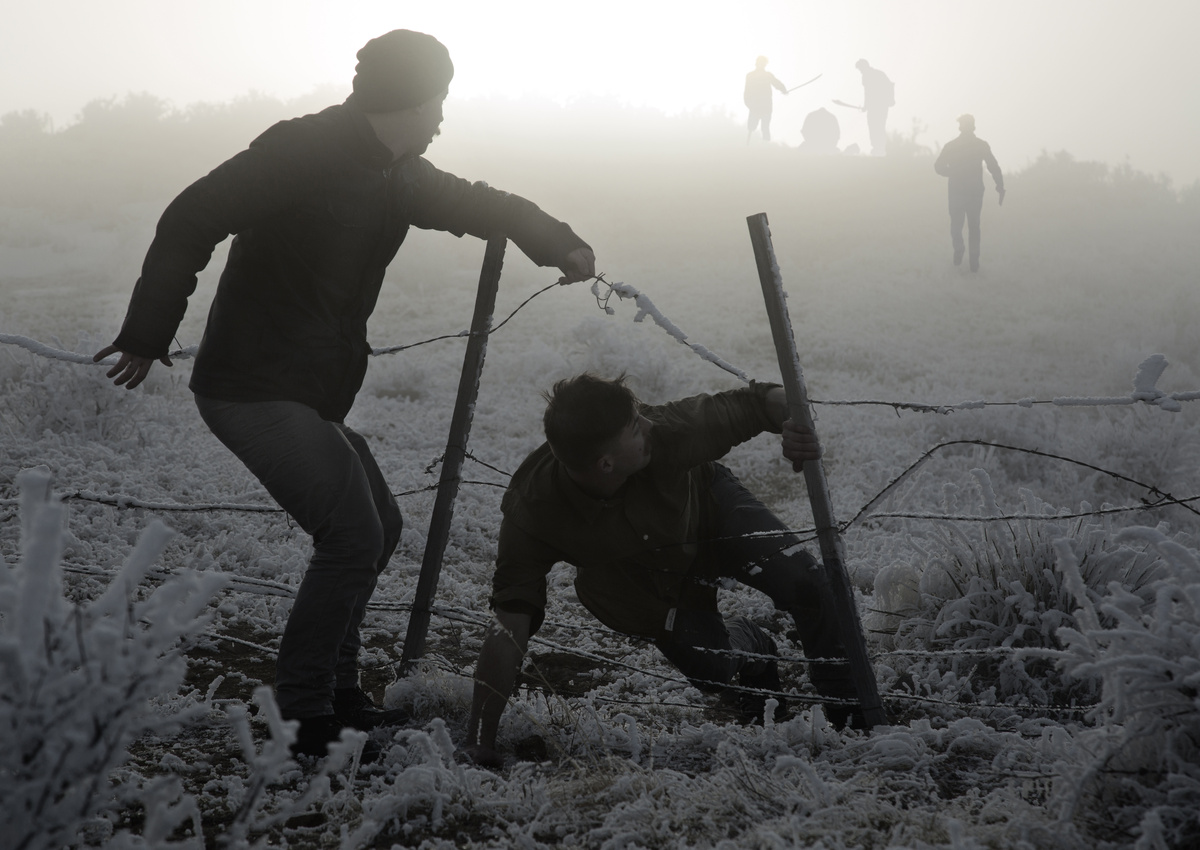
288, 714, 381, 763
735, 640, 789, 725
333, 686, 411, 731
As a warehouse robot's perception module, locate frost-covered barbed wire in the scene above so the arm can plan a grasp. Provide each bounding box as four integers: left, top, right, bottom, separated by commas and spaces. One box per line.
847, 438, 1200, 525
9, 439, 1195, 529
589, 277, 752, 382
6, 276, 1198, 413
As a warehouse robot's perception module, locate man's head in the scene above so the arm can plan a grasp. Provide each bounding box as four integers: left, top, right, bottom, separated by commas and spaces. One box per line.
957, 113, 976, 132
352, 30, 453, 112
755, 56, 769, 70
543, 374, 649, 476
856, 58, 869, 72
353, 30, 455, 158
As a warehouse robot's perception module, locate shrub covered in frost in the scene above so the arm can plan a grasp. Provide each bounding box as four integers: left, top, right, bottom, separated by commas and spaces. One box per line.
1053, 527, 1200, 848
872, 471, 1165, 712
0, 468, 225, 850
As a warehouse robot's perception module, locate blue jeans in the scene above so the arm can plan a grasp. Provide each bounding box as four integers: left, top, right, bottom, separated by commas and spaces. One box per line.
195, 395, 403, 717
655, 465, 855, 705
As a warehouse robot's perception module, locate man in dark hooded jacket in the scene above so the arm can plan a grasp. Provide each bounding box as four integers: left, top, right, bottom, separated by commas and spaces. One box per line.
95, 29, 595, 760
934, 113, 1005, 271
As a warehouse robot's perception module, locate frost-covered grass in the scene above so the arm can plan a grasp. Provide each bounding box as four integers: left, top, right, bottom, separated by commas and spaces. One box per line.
2, 101, 1200, 848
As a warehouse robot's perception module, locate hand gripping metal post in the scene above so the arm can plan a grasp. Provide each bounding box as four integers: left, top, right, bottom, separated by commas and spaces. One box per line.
399, 232, 507, 675
746, 212, 887, 730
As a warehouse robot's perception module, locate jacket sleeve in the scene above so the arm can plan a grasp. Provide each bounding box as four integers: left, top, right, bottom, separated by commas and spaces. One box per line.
983, 143, 1004, 189
490, 505, 563, 635
398, 158, 590, 270
113, 132, 332, 358
650, 382, 781, 471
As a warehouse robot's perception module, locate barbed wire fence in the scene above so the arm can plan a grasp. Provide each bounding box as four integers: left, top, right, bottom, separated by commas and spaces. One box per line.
3, 272, 1199, 725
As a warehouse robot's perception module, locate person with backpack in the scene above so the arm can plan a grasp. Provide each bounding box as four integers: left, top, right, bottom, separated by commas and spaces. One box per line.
855, 59, 894, 156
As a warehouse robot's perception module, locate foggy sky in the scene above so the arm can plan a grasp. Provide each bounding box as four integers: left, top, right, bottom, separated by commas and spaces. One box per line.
4, 0, 1198, 186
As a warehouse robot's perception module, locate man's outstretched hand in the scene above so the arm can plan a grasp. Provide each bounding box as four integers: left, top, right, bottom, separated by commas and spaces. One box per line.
93, 345, 172, 390
557, 247, 596, 284
781, 419, 821, 472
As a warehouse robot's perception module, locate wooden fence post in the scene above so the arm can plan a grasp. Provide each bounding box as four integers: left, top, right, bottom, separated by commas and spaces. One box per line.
746, 212, 888, 730
399, 233, 507, 674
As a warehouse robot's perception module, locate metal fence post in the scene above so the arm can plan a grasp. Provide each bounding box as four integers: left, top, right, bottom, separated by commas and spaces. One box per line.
746, 212, 887, 730
399, 232, 507, 674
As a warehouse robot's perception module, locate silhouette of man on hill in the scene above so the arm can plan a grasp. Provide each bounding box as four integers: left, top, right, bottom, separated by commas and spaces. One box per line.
934, 113, 1005, 272
745, 56, 788, 142
855, 59, 893, 156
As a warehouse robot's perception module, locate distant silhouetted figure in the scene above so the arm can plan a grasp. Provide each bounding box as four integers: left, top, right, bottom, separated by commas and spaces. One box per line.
934, 114, 1005, 272
745, 56, 788, 142
799, 107, 840, 154
855, 59, 894, 156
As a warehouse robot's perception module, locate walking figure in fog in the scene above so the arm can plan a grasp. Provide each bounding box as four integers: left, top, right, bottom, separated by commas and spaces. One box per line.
93, 29, 595, 763
745, 56, 788, 142
461, 374, 862, 768
934, 113, 1005, 272
855, 59, 894, 155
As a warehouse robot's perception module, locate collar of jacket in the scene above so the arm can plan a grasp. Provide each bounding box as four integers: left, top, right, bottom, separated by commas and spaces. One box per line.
554, 459, 640, 525
342, 95, 400, 170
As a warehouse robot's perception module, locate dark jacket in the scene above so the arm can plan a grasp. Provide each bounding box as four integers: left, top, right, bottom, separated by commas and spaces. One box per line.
115, 100, 589, 422
744, 69, 786, 112
934, 132, 1004, 193
491, 383, 781, 638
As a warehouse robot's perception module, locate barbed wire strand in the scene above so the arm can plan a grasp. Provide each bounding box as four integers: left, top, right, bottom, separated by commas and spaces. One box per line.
5, 274, 1196, 413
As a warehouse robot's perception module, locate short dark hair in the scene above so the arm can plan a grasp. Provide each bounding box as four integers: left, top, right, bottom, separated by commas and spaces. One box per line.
542, 373, 638, 471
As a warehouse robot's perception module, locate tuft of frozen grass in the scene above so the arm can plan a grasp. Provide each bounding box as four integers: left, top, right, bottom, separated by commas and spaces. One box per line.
871, 473, 1167, 712
1052, 528, 1200, 848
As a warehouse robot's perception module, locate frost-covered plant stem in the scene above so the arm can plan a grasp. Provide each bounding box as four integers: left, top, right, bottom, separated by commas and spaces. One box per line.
0, 468, 226, 850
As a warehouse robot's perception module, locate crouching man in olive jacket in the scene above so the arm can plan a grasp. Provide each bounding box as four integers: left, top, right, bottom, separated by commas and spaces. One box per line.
462, 374, 860, 768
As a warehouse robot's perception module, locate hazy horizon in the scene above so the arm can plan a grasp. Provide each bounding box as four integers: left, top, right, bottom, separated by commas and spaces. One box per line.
4, 0, 1199, 187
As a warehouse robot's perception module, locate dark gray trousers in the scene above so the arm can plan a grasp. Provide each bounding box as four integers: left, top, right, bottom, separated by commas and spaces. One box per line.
949, 183, 986, 268
195, 395, 402, 717
655, 464, 855, 703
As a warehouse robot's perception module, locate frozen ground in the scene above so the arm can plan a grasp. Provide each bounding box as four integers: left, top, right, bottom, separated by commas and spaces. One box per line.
2, 103, 1200, 848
